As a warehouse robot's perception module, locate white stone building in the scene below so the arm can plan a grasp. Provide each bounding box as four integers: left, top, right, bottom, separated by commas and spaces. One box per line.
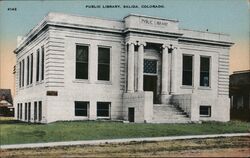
14, 13, 233, 123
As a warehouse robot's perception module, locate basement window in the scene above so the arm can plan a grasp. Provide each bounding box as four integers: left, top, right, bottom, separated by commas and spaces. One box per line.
199, 106, 211, 117
75, 101, 89, 117
97, 102, 111, 118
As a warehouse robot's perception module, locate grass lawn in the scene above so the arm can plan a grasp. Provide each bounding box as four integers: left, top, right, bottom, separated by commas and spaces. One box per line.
0, 118, 249, 145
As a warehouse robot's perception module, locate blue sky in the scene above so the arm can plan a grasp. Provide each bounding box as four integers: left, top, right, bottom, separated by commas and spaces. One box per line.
0, 0, 248, 42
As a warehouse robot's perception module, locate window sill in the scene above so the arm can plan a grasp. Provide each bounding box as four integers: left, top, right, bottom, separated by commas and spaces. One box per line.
73, 79, 90, 83
74, 116, 89, 118
200, 115, 211, 117
36, 80, 44, 85
95, 80, 112, 85
26, 84, 33, 88
97, 117, 111, 119
181, 85, 194, 89
198, 86, 211, 90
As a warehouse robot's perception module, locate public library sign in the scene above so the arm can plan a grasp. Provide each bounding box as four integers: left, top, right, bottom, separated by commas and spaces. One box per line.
124, 15, 178, 33
140, 18, 168, 27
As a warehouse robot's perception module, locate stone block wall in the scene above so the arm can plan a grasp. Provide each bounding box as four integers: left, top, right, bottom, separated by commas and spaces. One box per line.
123, 91, 153, 123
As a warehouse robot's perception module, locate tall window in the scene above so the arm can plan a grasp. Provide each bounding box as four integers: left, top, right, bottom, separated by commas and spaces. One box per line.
38, 101, 42, 121
17, 104, 20, 119
22, 60, 25, 87
75, 101, 89, 117
36, 49, 40, 82
98, 47, 110, 81
76, 45, 88, 79
34, 101, 37, 121
27, 56, 30, 85
25, 103, 27, 120
30, 54, 33, 84
20, 103, 22, 119
19, 62, 22, 88
28, 102, 31, 121
97, 102, 111, 118
200, 57, 210, 87
41, 46, 44, 80
182, 55, 193, 86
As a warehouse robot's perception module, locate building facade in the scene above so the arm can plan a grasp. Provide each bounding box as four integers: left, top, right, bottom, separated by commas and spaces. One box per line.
14, 13, 233, 123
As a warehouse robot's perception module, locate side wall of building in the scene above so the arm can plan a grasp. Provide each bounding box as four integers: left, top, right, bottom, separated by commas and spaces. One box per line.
14, 28, 49, 123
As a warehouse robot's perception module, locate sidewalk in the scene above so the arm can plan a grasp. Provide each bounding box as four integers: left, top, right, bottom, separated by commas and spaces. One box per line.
1, 133, 249, 150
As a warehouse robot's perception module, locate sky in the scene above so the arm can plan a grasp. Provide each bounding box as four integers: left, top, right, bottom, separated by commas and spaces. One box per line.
0, 0, 249, 96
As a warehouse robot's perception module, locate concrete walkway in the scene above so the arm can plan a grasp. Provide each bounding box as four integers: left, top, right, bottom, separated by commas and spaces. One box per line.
1, 133, 249, 150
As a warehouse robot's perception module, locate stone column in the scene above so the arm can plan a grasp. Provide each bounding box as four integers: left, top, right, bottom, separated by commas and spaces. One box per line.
127, 42, 135, 93
161, 45, 169, 95
170, 47, 177, 94
137, 42, 146, 92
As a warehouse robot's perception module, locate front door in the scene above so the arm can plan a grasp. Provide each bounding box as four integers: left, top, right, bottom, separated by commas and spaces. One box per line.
144, 75, 158, 103
128, 107, 135, 122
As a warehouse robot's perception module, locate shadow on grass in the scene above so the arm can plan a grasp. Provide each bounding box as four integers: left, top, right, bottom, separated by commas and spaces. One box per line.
0, 119, 44, 125
0, 119, 23, 124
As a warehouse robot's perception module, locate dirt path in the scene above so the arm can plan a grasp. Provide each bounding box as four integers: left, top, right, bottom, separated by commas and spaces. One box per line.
1, 136, 250, 157
154, 148, 250, 157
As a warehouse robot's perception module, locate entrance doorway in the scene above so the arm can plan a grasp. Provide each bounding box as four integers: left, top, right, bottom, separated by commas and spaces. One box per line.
144, 75, 158, 103
128, 107, 135, 122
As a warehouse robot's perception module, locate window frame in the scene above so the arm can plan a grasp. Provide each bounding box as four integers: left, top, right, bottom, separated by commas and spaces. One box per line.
38, 101, 42, 121
41, 46, 45, 81
22, 59, 25, 87
74, 101, 89, 117
20, 103, 22, 120
182, 54, 193, 86
34, 101, 37, 121
75, 44, 89, 80
143, 59, 158, 76
97, 102, 111, 119
36, 49, 40, 82
97, 46, 111, 81
199, 56, 211, 87
17, 103, 20, 119
25, 103, 27, 121
27, 56, 30, 85
28, 102, 31, 121
199, 105, 211, 117
30, 53, 33, 84
19, 62, 22, 88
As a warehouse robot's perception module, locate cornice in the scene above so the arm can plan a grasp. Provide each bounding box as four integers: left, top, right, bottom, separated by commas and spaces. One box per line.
123, 28, 183, 38
179, 37, 234, 47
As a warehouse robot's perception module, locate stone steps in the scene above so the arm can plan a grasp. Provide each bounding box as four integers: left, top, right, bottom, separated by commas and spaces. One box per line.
152, 104, 190, 123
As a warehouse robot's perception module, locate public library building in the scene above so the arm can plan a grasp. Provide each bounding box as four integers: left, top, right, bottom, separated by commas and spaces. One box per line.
14, 13, 233, 123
